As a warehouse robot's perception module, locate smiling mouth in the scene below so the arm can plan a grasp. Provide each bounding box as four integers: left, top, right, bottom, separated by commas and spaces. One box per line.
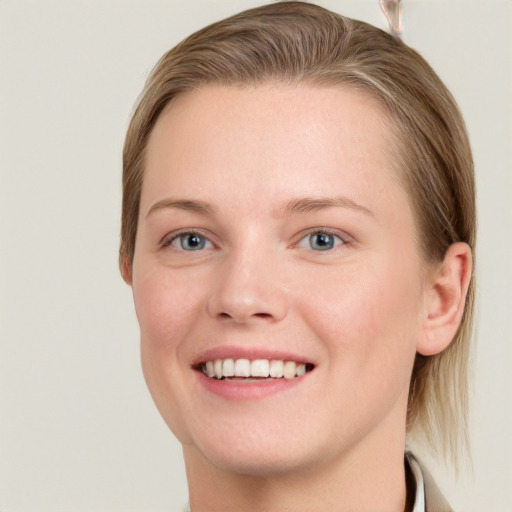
197, 358, 315, 380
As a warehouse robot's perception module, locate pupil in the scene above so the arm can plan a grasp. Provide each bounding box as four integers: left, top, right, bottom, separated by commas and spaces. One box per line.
312, 233, 334, 250
184, 234, 203, 250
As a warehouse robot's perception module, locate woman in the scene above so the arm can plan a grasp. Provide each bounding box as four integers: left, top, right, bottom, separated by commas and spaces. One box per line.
120, 2, 475, 511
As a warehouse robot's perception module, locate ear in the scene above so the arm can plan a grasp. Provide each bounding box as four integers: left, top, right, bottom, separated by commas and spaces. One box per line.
417, 242, 472, 356
120, 254, 133, 286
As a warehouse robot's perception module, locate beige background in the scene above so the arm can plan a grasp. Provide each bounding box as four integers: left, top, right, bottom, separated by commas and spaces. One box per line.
1, 1, 511, 510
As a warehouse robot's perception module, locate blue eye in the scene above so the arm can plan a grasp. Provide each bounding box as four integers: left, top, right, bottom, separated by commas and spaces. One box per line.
299, 232, 344, 251
169, 233, 213, 251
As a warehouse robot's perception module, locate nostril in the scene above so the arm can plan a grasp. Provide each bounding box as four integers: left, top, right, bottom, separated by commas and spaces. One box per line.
217, 311, 273, 321
254, 312, 272, 319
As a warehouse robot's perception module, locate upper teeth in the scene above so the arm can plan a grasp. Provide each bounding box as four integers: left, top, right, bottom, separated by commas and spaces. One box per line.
202, 359, 309, 380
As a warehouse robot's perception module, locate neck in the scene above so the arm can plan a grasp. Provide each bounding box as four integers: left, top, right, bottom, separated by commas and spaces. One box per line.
184, 435, 410, 512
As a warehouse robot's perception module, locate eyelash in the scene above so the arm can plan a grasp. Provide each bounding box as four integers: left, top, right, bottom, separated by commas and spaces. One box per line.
161, 230, 215, 252
295, 228, 349, 252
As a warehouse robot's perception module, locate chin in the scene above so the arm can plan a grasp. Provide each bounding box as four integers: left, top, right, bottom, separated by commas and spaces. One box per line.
183, 419, 331, 477
190, 444, 315, 477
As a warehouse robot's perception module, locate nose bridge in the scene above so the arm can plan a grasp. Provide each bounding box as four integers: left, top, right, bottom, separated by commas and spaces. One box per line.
207, 234, 287, 323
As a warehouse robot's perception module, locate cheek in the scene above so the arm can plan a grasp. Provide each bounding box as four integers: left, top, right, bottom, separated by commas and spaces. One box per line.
132, 268, 203, 350
298, 256, 424, 368
285, 253, 425, 448
133, 269, 205, 442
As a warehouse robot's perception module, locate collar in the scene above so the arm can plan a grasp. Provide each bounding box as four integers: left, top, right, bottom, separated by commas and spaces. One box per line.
406, 452, 454, 512
408, 452, 426, 512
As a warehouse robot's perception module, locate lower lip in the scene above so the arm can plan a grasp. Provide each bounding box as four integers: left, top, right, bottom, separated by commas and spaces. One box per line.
197, 371, 309, 401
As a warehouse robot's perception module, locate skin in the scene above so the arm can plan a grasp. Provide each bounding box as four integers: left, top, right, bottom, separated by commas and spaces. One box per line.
123, 85, 472, 512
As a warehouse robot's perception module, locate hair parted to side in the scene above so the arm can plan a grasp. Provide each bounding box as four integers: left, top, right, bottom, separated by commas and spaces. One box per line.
121, 1, 476, 466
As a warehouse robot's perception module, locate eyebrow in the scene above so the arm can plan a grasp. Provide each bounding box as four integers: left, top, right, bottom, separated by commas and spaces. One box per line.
144, 195, 374, 219
280, 196, 374, 217
145, 199, 214, 218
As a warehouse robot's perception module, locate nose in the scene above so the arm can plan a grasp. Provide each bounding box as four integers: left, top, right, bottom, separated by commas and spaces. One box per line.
206, 247, 288, 324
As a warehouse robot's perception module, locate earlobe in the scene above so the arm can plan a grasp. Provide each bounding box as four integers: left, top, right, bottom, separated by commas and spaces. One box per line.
120, 254, 133, 286
417, 242, 472, 356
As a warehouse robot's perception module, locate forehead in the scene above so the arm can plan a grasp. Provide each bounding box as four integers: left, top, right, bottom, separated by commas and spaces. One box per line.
142, 84, 408, 220
150, 83, 393, 151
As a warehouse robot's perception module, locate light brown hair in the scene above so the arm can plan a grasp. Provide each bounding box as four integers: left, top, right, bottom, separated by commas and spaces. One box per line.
121, 1, 476, 464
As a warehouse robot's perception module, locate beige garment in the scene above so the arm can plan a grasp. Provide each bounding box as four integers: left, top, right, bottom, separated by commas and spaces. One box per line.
415, 456, 454, 512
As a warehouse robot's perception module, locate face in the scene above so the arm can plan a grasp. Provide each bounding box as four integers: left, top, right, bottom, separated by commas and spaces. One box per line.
129, 85, 429, 476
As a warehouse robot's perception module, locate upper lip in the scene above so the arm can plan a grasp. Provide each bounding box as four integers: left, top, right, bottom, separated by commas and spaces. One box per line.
191, 345, 315, 366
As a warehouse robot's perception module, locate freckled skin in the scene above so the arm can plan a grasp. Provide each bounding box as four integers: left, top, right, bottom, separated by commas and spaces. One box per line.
129, 85, 431, 511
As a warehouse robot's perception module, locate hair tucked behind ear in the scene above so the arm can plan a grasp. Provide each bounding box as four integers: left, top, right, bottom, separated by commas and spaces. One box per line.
121, 1, 476, 467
